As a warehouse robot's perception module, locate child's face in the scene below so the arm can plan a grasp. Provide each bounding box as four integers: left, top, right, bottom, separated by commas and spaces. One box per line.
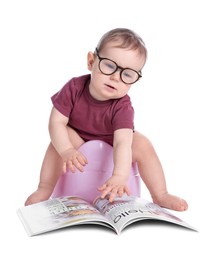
87, 42, 145, 101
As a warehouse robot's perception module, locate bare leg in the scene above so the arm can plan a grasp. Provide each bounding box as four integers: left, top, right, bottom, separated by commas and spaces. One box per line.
25, 127, 85, 205
132, 131, 188, 211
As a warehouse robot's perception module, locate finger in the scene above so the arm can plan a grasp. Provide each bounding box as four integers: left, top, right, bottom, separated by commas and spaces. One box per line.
84, 155, 88, 164
117, 187, 124, 197
67, 160, 75, 173
67, 157, 85, 173
77, 156, 86, 166
109, 187, 118, 202
124, 186, 131, 196
100, 186, 113, 199
73, 159, 84, 172
109, 194, 115, 202
97, 184, 107, 191
62, 162, 67, 173
77, 154, 88, 165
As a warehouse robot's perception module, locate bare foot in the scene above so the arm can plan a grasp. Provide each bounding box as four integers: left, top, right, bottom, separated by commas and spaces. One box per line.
25, 187, 53, 206
152, 193, 188, 211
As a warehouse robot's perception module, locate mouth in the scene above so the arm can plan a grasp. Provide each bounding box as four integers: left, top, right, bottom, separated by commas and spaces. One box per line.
105, 84, 116, 90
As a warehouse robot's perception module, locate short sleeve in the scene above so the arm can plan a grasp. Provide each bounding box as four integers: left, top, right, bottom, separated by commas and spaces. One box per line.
112, 98, 134, 131
51, 79, 75, 117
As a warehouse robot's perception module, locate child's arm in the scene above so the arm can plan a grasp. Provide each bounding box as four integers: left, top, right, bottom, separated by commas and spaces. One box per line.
98, 128, 133, 202
49, 107, 87, 173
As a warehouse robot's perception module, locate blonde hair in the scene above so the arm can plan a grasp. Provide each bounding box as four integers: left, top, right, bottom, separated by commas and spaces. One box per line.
96, 28, 147, 62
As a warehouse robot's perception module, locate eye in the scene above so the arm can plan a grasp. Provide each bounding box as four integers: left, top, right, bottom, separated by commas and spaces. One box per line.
103, 60, 116, 70
122, 70, 134, 78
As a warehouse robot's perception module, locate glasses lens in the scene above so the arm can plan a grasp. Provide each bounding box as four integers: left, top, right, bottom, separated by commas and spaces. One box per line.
98, 56, 141, 84
99, 59, 117, 75
121, 69, 139, 84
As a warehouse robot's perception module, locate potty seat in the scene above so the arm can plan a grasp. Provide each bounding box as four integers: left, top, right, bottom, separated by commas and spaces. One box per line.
51, 140, 141, 203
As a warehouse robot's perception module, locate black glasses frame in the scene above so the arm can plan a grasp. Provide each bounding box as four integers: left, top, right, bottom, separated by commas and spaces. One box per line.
95, 48, 142, 84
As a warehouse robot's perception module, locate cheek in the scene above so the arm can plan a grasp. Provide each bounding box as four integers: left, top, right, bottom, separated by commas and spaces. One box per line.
90, 71, 103, 86
91, 68, 105, 83
90, 63, 100, 75
122, 85, 131, 93
119, 85, 131, 97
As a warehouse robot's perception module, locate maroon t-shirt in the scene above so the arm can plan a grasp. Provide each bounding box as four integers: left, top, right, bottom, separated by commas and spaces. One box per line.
51, 74, 134, 145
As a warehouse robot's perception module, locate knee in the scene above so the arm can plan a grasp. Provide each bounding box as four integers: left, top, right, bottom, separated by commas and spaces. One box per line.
132, 132, 154, 161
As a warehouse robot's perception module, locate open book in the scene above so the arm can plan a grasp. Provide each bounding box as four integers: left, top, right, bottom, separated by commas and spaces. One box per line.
17, 195, 196, 236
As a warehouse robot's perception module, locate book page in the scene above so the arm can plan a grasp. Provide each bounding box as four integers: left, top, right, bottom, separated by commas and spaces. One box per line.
94, 195, 194, 233
17, 196, 112, 236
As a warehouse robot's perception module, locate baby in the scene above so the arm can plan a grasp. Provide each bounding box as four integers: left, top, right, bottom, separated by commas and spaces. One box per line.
25, 28, 188, 211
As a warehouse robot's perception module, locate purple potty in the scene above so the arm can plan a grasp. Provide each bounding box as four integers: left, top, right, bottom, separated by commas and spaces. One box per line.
52, 140, 141, 203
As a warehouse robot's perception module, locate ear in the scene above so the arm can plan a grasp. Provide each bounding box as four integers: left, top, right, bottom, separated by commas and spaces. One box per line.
87, 52, 96, 71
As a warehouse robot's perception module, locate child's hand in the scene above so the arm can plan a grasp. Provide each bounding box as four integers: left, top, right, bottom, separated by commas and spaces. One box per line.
60, 147, 88, 173
98, 175, 130, 202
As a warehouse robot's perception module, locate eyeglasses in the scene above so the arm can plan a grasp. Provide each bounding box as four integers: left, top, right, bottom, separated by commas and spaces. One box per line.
95, 48, 142, 84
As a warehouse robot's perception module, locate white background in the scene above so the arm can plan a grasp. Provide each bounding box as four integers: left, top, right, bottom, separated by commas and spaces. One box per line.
1, 0, 220, 259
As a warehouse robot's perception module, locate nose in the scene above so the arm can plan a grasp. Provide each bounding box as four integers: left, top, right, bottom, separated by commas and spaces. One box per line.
109, 70, 121, 82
